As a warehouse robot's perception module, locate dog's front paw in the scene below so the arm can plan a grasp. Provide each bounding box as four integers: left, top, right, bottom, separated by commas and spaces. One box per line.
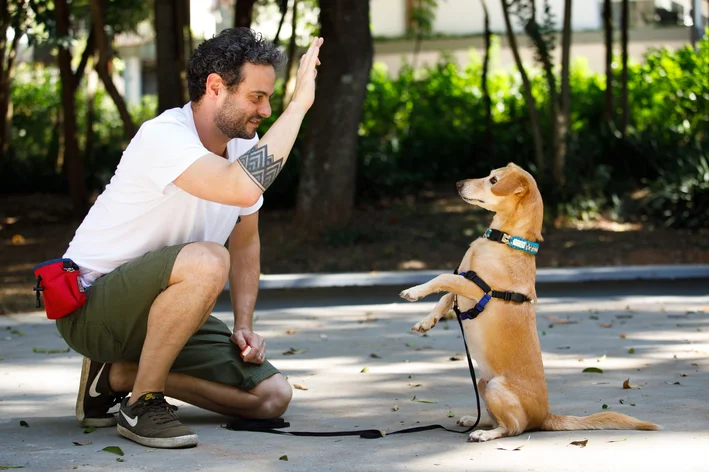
399, 287, 423, 301
412, 318, 436, 333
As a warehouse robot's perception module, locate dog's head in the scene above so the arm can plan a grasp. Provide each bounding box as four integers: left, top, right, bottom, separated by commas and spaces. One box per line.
456, 163, 543, 239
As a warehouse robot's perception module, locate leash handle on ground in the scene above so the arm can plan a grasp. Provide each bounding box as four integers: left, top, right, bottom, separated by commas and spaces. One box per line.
225, 313, 482, 439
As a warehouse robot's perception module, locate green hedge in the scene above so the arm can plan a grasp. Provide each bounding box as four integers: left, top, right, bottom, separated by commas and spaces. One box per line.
2, 37, 708, 227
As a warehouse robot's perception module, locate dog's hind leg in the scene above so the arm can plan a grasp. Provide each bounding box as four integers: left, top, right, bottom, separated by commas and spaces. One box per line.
468, 377, 527, 442
412, 293, 454, 332
400, 274, 485, 302
457, 379, 496, 429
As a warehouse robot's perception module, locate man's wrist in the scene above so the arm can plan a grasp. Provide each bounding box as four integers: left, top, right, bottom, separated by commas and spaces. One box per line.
284, 101, 308, 120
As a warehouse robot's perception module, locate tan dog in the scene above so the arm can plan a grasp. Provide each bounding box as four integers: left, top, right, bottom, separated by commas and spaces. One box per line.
399, 163, 659, 442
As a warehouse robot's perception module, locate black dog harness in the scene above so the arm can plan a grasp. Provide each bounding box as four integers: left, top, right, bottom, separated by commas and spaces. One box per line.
452, 268, 533, 320
452, 228, 538, 320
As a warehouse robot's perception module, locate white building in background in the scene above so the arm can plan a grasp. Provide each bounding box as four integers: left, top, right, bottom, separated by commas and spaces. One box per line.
116, 0, 707, 105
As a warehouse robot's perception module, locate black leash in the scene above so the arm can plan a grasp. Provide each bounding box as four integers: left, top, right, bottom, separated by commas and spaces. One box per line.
225, 313, 481, 439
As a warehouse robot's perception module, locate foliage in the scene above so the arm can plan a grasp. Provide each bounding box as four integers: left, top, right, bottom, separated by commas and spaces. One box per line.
410, 0, 438, 37
0, 64, 154, 193
2, 37, 708, 228
642, 153, 709, 229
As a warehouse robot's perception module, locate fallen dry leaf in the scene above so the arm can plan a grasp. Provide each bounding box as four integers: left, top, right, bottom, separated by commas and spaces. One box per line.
408, 383, 422, 388
620, 333, 627, 339
293, 383, 308, 391
623, 378, 641, 389
497, 436, 529, 451
545, 315, 578, 325
608, 437, 628, 443
569, 439, 589, 447
72, 441, 92, 446
282, 347, 306, 355
358, 313, 378, 323
11, 234, 26, 245
284, 329, 297, 335
600, 323, 613, 328
412, 397, 437, 404
392, 404, 399, 412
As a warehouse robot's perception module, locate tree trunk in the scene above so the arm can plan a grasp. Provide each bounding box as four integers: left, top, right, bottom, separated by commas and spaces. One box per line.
73, 29, 95, 91
280, 0, 299, 112
85, 65, 98, 170
154, 0, 187, 113
501, 0, 545, 172
56, 0, 89, 216
620, 0, 629, 136
603, 0, 614, 123
234, 0, 257, 29
273, 0, 289, 46
691, 0, 703, 48
0, 23, 19, 160
90, 0, 136, 139
296, 0, 373, 231
481, 0, 493, 158
556, 0, 572, 187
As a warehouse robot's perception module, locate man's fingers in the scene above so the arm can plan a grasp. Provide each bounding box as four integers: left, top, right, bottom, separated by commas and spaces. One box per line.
303, 37, 322, 72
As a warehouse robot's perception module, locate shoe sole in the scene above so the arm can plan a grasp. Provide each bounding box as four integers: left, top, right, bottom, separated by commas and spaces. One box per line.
117, 425, 199, 449
76, 357, 117, 428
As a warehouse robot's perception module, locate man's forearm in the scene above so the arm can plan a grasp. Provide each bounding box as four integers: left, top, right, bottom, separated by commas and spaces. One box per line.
232, 104, 306, 195
229, 241, 261, 331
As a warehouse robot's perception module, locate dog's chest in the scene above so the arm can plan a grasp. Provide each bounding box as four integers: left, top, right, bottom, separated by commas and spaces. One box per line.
461, 322, 494, 380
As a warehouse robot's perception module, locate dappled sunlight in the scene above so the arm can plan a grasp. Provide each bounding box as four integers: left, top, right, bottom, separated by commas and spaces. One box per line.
3, 289, 708, 470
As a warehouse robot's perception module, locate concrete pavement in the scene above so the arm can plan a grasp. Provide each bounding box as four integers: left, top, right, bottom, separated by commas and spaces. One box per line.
1, 278, 708, 471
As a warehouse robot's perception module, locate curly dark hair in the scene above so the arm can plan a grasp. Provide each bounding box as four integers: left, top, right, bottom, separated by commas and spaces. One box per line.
187, 28, 287, 102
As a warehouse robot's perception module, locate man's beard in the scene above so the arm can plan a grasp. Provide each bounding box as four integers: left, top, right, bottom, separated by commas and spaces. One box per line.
214, 98, 260, 140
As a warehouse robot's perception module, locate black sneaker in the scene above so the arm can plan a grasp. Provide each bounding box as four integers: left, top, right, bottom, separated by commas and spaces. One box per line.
76, 357, 126, 427
117, 393, 198, 448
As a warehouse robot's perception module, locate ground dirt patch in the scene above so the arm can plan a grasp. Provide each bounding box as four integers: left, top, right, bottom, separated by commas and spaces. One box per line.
2, 193, 708, 314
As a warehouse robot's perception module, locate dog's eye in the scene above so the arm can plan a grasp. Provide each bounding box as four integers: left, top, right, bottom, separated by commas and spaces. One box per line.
489, 176, 498, 185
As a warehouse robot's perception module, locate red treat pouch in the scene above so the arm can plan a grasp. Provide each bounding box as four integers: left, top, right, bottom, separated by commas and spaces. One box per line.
32, 258, 86, 320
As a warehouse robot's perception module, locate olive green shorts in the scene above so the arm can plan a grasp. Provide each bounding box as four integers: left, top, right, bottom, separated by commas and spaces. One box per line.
56, 243, 279, 391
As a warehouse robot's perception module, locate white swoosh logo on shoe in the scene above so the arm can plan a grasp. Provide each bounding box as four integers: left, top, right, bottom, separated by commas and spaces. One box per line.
88, 364, 105, 398
120, 410, 138, 427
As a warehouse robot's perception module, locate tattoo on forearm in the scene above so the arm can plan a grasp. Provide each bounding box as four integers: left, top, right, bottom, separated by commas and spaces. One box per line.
237, 144, 284, 191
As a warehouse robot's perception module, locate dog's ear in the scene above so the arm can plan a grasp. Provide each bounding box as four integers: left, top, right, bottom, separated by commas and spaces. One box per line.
491, 172, 528, 197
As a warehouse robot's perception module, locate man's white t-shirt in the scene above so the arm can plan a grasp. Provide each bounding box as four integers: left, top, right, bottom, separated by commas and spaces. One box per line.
64, 102, 263, 287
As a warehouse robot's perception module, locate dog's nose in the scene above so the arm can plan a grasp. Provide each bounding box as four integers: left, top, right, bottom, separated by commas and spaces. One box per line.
456, 181, 464, 190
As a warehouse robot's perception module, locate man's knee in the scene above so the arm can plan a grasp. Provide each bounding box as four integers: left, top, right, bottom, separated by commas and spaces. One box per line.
171, 242, 230, 290
253, 374, 292, 418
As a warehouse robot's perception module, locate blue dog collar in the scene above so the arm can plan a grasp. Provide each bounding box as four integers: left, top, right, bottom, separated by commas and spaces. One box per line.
483, 229, 539, 255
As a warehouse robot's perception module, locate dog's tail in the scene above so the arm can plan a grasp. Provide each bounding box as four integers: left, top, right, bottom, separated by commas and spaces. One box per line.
540, 412, 660, 432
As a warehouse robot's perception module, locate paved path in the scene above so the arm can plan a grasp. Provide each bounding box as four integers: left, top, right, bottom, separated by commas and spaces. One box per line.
1, 280, 708, 471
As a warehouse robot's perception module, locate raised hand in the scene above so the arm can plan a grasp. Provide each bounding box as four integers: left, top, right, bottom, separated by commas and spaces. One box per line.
288, 37, 324, 115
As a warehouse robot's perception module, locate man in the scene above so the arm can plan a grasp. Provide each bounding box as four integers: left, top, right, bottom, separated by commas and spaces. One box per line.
56, 28, 323, 449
